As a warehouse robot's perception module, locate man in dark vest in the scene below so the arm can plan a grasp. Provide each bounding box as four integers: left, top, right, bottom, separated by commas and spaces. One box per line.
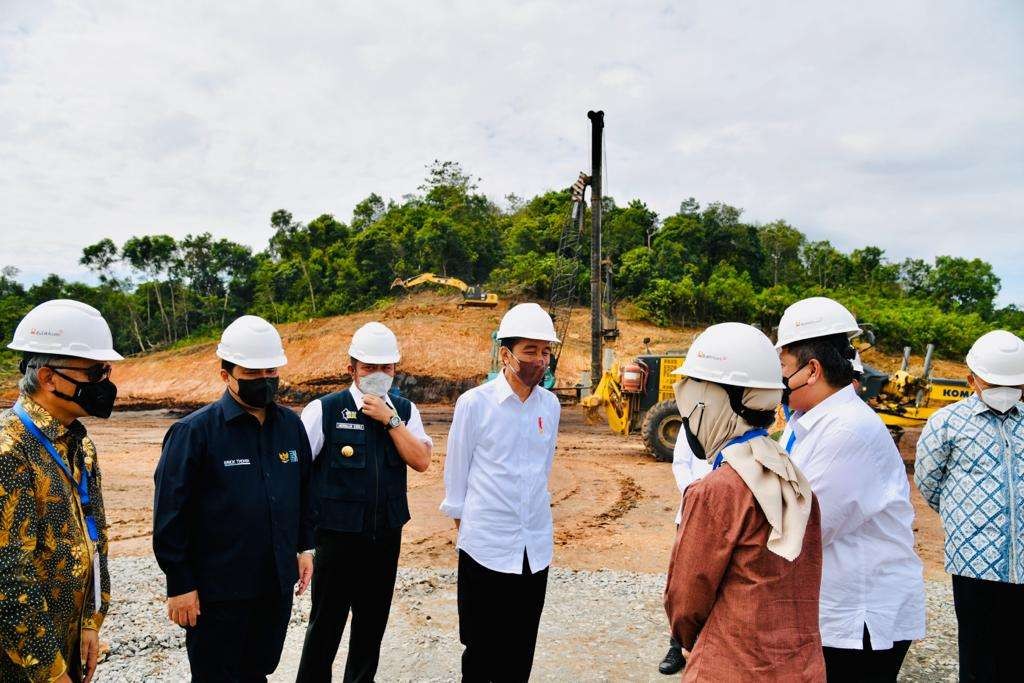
296, 321, 432, 682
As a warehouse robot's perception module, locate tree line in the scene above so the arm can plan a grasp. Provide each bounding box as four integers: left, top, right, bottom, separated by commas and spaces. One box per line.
2, 160, 1021, 375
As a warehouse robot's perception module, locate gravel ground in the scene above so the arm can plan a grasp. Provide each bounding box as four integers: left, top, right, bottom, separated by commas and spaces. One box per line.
94, 557, 957, 682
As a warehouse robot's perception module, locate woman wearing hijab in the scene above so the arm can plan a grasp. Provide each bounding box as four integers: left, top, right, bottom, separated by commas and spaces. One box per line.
664, 323, 825, 681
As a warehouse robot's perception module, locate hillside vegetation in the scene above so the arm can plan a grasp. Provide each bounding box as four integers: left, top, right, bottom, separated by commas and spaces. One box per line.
2, 160, 1019, 380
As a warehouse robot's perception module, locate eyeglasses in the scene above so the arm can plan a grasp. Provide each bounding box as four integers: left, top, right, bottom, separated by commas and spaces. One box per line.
46, 363, 113, 383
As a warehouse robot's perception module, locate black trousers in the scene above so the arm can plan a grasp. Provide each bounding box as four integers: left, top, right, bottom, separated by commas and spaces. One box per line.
184, 591, 292, 683
458, 549, 549, 683
296, 528, 403, 683
822, 624, 911, 683
952, 574, 1024, 682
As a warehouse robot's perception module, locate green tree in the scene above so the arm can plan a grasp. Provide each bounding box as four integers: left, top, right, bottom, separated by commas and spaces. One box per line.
926, 256, 1000, 317
269, 210, 318, 315
758, 221, 805, 286
122, 234, 178, 343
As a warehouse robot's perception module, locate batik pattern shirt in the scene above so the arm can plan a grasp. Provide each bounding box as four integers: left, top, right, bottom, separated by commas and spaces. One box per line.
916, 396, 1024, 583
0, 395, 110, 682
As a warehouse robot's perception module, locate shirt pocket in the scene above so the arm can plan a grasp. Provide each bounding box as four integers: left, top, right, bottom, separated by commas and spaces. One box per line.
329, 427, 367, 470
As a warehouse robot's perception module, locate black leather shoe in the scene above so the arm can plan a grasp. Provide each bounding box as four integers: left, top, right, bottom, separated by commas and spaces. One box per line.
658, 646, 685, 675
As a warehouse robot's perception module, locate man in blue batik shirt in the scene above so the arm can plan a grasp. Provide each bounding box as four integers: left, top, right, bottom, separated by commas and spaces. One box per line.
916, 329, 1024, 683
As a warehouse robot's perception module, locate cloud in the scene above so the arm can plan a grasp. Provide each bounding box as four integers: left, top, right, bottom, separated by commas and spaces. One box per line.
1, 0, 1021, 303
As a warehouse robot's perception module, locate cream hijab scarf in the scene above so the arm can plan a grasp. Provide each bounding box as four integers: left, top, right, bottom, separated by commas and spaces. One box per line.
675, 377, 813, 561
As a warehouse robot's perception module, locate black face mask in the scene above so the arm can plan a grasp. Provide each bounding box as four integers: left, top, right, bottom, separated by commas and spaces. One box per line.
235, 376, 280, 408
681, 402, 707, 460
781, 362, 810, 406
50, 369, 118, 419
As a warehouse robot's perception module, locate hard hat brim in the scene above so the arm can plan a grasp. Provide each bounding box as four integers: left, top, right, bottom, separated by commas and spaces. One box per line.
495, 332, 560, 344
968, 367, 1024, 386
7, 341, 125, 362
349, 352, 401, 365
216, 349, 288, 369
775, 327, 862, 349
672, 365, 786, 389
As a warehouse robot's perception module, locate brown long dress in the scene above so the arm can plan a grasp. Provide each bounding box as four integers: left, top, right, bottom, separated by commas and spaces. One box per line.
664, 463, 825, 682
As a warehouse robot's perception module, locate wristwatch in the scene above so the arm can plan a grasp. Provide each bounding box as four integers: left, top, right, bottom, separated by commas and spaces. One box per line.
386, 414, 403, 431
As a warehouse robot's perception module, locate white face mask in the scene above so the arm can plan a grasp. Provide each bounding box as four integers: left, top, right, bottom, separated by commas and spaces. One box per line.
358, 371, 394, 397
980, 386, 1022, 414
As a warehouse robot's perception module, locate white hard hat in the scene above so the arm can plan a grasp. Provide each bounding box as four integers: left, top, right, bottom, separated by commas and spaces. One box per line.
672, 322, 786, 389
8, 299, 124, 361
348, 322, 401, 364
966, 330, 1024, 386
217, 315, 288, 369
775, 296, 862, 349
496, 303, 559, 343
851, 351, 864, 374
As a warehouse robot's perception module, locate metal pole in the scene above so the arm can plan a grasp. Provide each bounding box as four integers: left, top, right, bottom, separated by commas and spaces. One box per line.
588, 110, 604, 388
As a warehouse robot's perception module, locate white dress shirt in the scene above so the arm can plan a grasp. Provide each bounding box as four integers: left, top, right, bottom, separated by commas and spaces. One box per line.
439, 371, 561, 574
672, 433, 712, 524
300, 384, 433, 461
789, 384, 926, 649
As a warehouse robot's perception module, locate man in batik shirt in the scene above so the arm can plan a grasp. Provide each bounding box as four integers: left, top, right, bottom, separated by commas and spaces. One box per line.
1, 300, 121, 682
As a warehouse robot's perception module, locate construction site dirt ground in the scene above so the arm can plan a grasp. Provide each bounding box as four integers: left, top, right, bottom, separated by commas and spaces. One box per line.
93, 404, 947, 581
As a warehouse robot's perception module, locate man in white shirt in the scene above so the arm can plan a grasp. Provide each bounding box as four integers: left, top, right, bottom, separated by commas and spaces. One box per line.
296, 322, 432, 683
777, 297, 925, 682
440, 303, 562, 682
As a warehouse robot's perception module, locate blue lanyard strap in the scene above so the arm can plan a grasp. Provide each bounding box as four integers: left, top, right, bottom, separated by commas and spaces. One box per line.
782, 405, 797, 453
12, 402, 99, 542
712, 428, 770, 470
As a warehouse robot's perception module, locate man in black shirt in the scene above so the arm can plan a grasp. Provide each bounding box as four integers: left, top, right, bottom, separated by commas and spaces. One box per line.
153, 315, 314, 682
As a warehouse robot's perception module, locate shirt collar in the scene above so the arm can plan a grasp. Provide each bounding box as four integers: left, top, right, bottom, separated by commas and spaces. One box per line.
795, 383, 858, 433
19, 393, 80, 443
492, 369, 540, 406
218, 390, 264, 423
349, 382, 366, 409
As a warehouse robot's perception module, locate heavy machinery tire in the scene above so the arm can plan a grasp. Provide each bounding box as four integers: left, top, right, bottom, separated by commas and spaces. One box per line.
642, 399, 681, 463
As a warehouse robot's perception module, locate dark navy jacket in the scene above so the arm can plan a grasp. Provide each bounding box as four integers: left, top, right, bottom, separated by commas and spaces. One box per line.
153, 392, 314, 601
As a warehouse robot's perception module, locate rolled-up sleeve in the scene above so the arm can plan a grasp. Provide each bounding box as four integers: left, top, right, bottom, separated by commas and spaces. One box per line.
439, 393, 477, 519
300, 400, 325, 461
407, 403, 434, 448
153, 421, 201, 597
915, 413, 950, 513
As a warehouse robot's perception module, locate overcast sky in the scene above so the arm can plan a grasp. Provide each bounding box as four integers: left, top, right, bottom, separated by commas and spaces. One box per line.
2, 0, 1021, 304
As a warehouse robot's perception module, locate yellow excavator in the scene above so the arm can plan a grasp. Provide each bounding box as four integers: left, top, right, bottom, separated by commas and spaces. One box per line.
390, 273, 499, 309
859, 344, 972, 445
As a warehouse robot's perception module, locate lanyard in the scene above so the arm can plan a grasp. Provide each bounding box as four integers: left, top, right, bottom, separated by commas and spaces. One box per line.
712, 428, 769, 470
12, 402, 99, 543
781, 404, 797, 453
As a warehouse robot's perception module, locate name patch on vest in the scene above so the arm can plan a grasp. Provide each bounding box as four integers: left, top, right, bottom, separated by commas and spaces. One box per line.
224, 459, 251, 467
335, 422, 365, 431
